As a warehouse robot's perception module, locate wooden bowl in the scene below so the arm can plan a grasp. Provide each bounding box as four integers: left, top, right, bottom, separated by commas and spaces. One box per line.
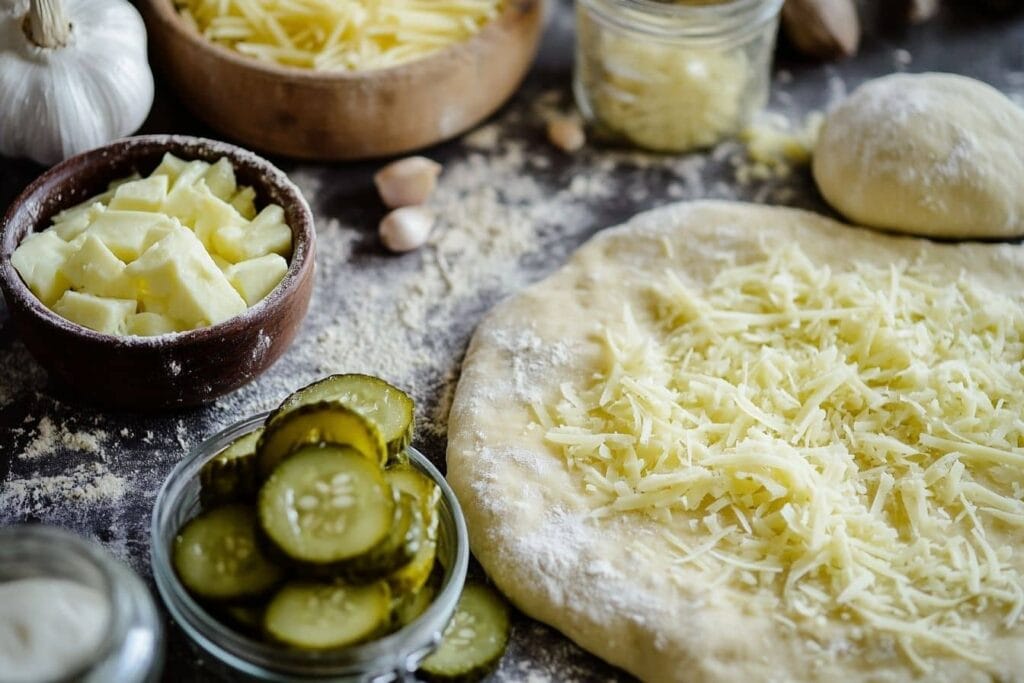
0, 135, 316, 410
142, 0, 544, 160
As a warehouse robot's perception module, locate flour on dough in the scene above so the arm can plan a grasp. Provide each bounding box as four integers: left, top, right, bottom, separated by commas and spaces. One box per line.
446, 201, 1024, 683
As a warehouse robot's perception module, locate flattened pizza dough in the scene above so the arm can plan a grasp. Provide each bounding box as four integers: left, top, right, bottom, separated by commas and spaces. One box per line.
447, 201, 1024, 683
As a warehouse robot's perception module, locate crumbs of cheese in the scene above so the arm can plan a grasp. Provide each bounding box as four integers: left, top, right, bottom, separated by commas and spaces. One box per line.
176, 0, 502, 71
541, 244, 1024, 670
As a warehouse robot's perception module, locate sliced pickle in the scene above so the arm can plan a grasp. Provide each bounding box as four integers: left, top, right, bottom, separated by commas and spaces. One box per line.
199, 428, 263, 506
256, 401, 387, 479
173, 504, 283, 601
347, 491, 423, 580
419, 582, 511, 682
272, 374, 414, 463
258, 446, 394, 567
394, 571, 441, 629
264, 580, 392, 650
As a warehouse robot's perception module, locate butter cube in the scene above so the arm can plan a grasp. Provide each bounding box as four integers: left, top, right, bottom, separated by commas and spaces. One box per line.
84, 211, 175, 262
230, 186, 257, 220
108, 175, 169, 212
126, 226, 246, 329
127, 312, 179, 336
52, 202, 106, 241
11, 231, 73, 305
151, 152, 188, 183
211, 254, 232, 272
203, 158, 237, 201
225, 254, 289, 306
213, 205, 292, 262
59, 235, 132, 298
193, 193, 246, 251
52, 291, 136, 335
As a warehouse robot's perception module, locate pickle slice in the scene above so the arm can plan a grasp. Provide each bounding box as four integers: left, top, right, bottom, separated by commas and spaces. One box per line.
273, 374, 414, 463
347, 492, 423, 581
199, 428, 263, 506
394, 570, 441, 629
264, 580, 392, 650
384, 464, 442, 593
256, 402, 387, 480
173, 504, 283, 601
258, 446, 395, 567
419, 582, 511, 682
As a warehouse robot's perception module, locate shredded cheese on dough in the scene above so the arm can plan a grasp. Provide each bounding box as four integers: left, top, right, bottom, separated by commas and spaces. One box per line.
176, 0, 502, 71
543, 244, 1024, 670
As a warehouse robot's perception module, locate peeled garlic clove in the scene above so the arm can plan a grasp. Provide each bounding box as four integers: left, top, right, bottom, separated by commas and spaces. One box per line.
374, 156, 443, 209
380, 206, 435, 253
547, 117, 586, 153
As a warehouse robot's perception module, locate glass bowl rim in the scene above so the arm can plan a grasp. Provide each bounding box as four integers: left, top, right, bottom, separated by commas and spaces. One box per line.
150, 410, 469, 678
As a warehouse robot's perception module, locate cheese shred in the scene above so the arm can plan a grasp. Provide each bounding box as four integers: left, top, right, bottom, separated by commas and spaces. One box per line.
543, 244, 1024, 669
176, 0, 502, 71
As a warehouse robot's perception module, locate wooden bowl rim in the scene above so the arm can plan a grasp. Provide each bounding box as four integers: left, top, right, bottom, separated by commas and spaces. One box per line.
146, 0, 537, 83
0, 134, 316, 351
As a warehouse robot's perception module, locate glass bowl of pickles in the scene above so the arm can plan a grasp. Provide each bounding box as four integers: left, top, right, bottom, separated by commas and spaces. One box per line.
151, 374, 498, 682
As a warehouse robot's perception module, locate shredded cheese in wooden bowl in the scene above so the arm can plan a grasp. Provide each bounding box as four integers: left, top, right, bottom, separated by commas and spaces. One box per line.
175, 0, 503, 70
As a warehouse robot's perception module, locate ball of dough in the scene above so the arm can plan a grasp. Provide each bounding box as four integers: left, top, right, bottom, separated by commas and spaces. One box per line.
812, 72, 1024, 239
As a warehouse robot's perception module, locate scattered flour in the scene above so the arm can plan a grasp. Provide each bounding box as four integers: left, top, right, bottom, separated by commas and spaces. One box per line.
0, 464, 126, 517
18, 416, 108, 460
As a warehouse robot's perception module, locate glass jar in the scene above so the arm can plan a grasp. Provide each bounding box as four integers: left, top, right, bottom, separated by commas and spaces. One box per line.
0, 525, 164, 682
574, 0, 784, 152
150, 412, 470, 682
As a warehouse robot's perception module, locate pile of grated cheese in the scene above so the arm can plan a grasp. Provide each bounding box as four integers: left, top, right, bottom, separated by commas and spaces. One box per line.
176, 0, 502, 71
536, 244, 1024, 670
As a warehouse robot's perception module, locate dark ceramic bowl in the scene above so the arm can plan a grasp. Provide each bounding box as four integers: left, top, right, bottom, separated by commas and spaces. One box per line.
0, 135, 315, 410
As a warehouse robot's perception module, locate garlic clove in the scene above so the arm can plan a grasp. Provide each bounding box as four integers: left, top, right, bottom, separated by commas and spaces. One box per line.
546, 116, 586, 153
379, 206, 435, 253
373, 156, 443, 209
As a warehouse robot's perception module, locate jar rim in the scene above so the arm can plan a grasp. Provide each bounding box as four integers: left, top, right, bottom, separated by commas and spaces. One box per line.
150, 411, 470, 680
579, 0, 784, 42
0, 525, 161, 681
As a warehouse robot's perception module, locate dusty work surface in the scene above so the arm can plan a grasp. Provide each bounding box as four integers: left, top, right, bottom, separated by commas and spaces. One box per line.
2, 2, 1023, 680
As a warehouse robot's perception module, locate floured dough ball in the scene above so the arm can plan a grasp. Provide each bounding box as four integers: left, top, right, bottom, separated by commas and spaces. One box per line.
813, 72, 1024, 239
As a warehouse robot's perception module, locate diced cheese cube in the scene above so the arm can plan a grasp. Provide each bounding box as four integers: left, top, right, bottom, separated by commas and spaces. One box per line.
170, 160, 210, 191
225, 254, 289, 306
150, 152, 188, 183
230, 186, 257, 220
161, 181, 210, 229
203, 157, 237, 201
59, 235, 132, 298
125, 226, 246, 329
52, 202, 106, 241
193, 193, 246, 251
84, 211, 175, 262
213, 205, 292, 262
211, 254, 232, 272
127, 312, 179, 336
108, 175, 169, 212
10, 231, 73, 305
51, 291, 136, 335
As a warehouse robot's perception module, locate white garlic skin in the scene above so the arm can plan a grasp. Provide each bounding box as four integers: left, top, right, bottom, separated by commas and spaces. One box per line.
0, 0, 155, 165
379, 206, 435, 253
547, 117, 586, 153
374, 156, 442, 209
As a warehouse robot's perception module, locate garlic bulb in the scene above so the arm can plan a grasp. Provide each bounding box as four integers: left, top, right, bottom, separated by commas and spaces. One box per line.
0, 0, 154, 165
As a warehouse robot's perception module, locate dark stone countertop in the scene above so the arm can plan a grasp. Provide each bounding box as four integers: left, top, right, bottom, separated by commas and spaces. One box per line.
1, 1, 1023, 681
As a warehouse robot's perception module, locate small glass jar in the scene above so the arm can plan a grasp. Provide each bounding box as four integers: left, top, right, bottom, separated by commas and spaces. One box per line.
150, 412, 470, 682
0, 525, 164, 682
574, 0, 784, 152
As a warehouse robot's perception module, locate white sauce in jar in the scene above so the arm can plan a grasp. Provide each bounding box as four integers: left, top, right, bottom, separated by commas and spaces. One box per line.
0, 578, 110, 683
